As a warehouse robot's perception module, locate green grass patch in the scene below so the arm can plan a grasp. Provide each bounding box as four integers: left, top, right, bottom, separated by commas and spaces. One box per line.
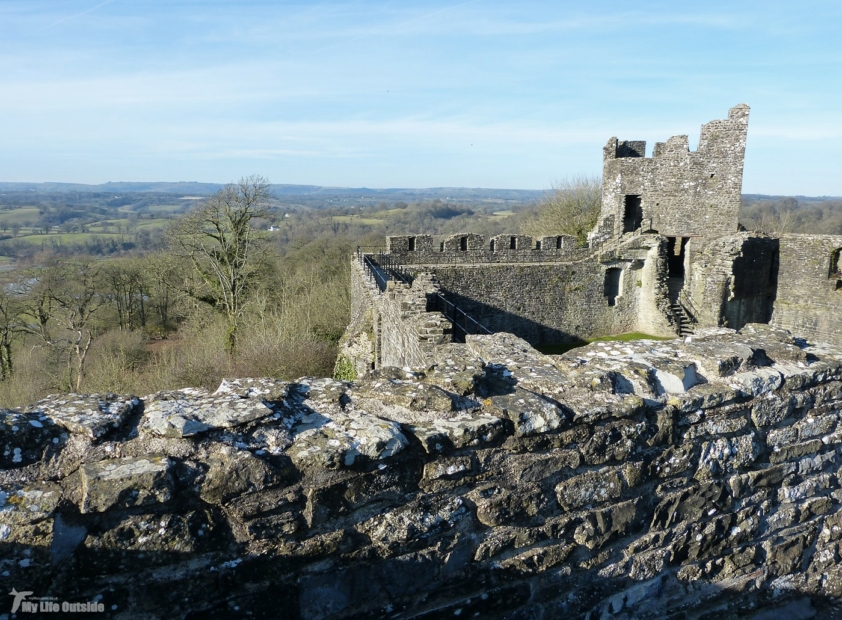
536, 332, 672, 355
0, 207, 40, 224
490, 210, 514, 218
134, 219, 171, 230
1, 232, 127, 245
332, 215, 385, 225
146, 204, 188, 213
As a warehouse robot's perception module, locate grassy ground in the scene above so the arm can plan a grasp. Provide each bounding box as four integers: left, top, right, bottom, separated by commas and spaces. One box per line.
0, 207, 40, 224
536, 332, 673, 355
331, 215, 386, 225
134, 219, 171, 230
0, 232, 128, 245
145, 204, 188, 213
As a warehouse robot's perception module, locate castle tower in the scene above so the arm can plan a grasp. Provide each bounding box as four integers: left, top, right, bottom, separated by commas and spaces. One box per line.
596, 104, 750, 242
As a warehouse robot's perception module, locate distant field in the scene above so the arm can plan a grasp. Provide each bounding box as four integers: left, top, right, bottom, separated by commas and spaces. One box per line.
491, 210, 514, 219
135, 219, 170, 230
0, 207, 40, 224
332, 215, 386, 225
0, 232, 128, 246
146, 204, 187, 213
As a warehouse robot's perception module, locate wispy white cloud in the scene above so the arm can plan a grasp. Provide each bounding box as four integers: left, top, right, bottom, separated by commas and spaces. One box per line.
45, 0, 118, 28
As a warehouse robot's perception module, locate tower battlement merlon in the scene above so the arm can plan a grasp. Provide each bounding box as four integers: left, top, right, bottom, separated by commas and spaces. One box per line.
603, 138, 647, 161
697, 103, 750, 154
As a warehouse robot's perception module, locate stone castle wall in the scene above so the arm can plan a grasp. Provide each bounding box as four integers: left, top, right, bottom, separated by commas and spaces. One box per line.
339, 259, 453, 376
771, 234, 842, 346
599, 104, 749, 241
377, 233, 676, 347
6, 327, 842, 618
386, 233, 585, 264
684, 232, 779, 330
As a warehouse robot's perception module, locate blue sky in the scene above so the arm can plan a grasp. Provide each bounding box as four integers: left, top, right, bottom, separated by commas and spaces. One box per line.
1, 1, 841, 194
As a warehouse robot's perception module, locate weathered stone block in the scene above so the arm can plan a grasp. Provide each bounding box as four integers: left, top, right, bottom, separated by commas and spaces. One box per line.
556, 467, 624, 511
214, 377, 289, 404
474, 485, 547, 527
489, 388, 566, 437
573, 499, 643, 550
669, 383, 739, 413
141, 390, 274, 437
199, 450, 281, 505
290, 411, 408, 469
30, 393, 138, 440
796, 412, 838, 441
423, 456, 474, 481
769, 439, 824, 464
777, 473, 833, 504
406, 412, 505, 454
751, 393, 795, 427
355, 379, 454, 412
0, 409, 63, 469
649, 444, 696, 478
357, 495, 468, 553
80, 456, 173, 513
651, 482, 730, 530
727, 368, 783, 397
496, 541, 576, 574
762, 524, 818, 577
477, 450, 580, 484
582, 419, 647, 465
696, 433, 761, 479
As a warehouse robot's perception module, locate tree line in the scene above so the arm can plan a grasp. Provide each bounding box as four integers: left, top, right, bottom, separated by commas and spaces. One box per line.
0, 177, 350, 407
2, 174, 839, 408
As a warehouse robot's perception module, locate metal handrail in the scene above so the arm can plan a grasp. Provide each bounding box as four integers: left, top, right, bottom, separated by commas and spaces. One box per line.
431, 292, 492, 337
357, 247, 492, 340
361, 254, 389, 291
677, 291, 700, 325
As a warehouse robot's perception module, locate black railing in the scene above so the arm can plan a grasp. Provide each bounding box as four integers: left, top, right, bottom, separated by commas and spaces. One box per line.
357, 246, 492, 341
357, 247, 414, 290
429, 292, 492, 341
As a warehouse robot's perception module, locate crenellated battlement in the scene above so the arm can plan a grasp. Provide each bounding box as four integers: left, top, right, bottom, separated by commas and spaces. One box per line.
386, 233, 586, 264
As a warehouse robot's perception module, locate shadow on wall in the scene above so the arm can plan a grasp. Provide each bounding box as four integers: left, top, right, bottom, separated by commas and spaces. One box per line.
434, 291, 584, 347
725, 236, 779, 330
0, 529, 833, 619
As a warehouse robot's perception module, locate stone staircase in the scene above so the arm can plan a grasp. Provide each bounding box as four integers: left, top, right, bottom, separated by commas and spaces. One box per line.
670, 300, 695, 337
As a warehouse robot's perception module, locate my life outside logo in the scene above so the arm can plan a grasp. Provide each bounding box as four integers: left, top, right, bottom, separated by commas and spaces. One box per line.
8, 588, 105, 614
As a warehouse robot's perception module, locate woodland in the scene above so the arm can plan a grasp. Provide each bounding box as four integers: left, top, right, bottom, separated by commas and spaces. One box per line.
0, 177, 838, 408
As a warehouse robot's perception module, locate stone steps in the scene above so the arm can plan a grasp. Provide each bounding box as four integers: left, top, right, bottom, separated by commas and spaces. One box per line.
670, 301, 695, 337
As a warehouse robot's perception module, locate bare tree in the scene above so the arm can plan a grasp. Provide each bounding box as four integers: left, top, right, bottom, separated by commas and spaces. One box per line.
168, 175, 272, 353
0, 288, 25, 381
759, 207, 796, 234
103, 259, 147, 331
20, 259, 104, 391
520, 175, 602, 246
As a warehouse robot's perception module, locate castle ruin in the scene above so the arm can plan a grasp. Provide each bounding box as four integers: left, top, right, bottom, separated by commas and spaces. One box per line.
341, 105, 842, 375
7, 107, 842, 619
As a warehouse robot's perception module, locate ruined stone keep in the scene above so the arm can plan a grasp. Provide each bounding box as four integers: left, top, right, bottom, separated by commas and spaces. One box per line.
342, 105, 842, 373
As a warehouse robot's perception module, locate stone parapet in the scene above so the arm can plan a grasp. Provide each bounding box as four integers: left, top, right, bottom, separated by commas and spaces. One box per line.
4, 326, 842, 617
